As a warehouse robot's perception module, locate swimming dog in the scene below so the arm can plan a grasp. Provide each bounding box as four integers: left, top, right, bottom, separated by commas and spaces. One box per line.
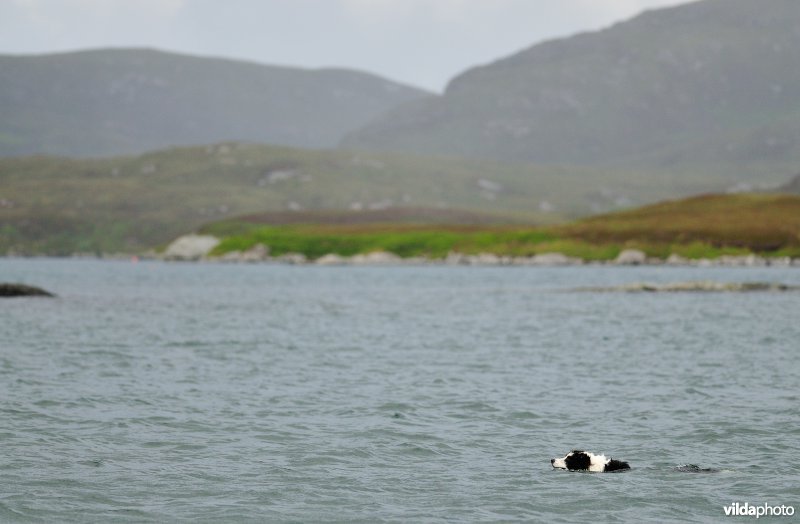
551, 450, 630, 472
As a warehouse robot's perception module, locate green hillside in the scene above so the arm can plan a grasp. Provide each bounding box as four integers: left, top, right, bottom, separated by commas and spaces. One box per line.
200, 193, 800, 261
343, 0, 800, 183
0, 143, 733, 255
0, 48, 429, 157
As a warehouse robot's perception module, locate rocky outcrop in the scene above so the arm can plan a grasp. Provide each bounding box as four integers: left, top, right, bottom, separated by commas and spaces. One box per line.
443, 251, 583, 266
576, 281, 800, 293
665, 254, 690, 265
275, 253, 308, 264
218, 243, 270, 263
163, 234, 220, 261
0, 283, 55, 297
443, 252, 505, 265
315, 253, 348, 265
614, 249, 647, 265
521, 252, 583, 266
350, 251, 403, 265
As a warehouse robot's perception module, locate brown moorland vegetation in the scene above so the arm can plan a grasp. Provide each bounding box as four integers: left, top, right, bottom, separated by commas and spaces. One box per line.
560, 193, 800, 253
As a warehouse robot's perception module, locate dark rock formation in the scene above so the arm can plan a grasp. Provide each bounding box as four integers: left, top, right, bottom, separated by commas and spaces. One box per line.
575, 281, 800, 293
0, 283, 55, 297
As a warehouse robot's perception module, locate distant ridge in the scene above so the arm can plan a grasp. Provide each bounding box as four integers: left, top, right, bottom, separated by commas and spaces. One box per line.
0, 48, 430, 157
781, 173, 800, 193
343, 0, 800, 179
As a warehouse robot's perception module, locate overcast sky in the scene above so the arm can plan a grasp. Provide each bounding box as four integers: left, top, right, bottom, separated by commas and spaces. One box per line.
1, 0, 696, 92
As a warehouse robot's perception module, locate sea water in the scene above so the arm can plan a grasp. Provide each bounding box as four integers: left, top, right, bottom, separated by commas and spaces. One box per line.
1, 259, 799, 522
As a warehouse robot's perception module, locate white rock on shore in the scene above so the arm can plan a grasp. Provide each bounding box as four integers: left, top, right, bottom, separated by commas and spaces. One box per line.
275, 253, 308, 264
315, 253, 347, 265
163, 234, 220, 261
350, 251, 403, 265
239, 243, 270, 262
525, 252, 583, 266
666, 253, 690, 265
614, 249, 647, 265
218, 244, 270, 263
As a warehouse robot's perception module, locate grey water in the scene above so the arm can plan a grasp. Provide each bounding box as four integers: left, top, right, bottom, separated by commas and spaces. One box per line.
2, 259, 799, 522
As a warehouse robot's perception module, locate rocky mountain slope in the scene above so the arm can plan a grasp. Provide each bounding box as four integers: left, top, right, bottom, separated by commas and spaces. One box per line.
343, 0, 800, 180
781, 173, 800, 193
0, 48, 430, 157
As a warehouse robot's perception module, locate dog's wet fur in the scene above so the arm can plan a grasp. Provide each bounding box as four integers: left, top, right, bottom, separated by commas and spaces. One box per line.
550, 451, 723, 473
551, 450, 630, 472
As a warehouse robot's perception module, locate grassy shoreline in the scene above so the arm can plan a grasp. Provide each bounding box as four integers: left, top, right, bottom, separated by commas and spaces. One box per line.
199, 194, 800, 262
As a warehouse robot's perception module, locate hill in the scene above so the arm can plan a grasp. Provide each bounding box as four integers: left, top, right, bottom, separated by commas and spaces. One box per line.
0, 48, 429, 157
559, 193, 800, 256
780, 173, 800, 193
0, 142, 732, 255
342, 0, 800, 183
196, 193, 800, 262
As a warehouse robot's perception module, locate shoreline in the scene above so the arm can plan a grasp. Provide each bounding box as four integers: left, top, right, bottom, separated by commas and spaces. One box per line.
159, 236, 800, 266
208, 250, 800, 267
203, 252, 800, 267
6, 250, 799, 268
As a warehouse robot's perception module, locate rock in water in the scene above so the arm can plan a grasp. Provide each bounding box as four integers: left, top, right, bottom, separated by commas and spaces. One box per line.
575, 281, 800, 293
0, 283, 55, 297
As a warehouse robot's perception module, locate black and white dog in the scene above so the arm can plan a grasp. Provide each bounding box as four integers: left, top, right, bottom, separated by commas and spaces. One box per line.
551, 450, 630, 472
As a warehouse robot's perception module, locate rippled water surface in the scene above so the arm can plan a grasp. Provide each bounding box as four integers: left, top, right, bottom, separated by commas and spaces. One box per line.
2, 259, 799, 522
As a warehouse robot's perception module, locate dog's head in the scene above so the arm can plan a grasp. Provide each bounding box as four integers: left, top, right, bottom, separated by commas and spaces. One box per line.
551, 450, 630, 472
551, 450, 593, 470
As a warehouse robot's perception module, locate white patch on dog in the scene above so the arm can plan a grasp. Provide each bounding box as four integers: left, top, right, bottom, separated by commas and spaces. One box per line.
551, 450, 630, 472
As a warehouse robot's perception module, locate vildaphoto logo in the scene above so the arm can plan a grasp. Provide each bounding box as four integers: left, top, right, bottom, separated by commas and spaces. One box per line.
723, 502, 795, 518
